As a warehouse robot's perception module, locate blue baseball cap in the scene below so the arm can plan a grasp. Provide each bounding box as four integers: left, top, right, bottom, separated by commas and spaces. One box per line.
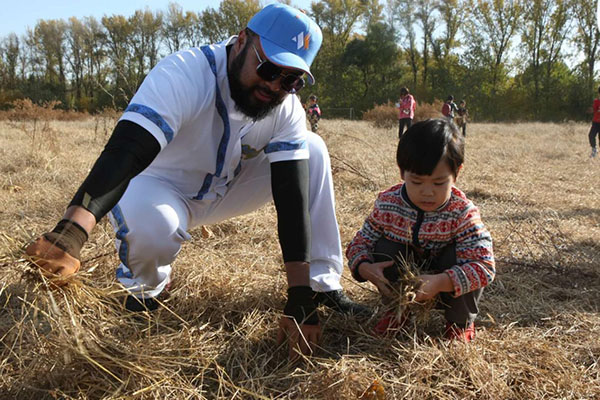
247, 3, 322, 85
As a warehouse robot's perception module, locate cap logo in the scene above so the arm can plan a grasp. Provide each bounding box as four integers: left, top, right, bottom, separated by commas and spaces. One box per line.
292, 32, 310, 50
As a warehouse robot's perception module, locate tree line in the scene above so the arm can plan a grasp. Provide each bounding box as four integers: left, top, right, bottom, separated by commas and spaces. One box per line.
0, 0, 598, 121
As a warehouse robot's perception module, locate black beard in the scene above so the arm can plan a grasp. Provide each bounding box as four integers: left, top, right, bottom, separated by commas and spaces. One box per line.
228, 41, 285, 120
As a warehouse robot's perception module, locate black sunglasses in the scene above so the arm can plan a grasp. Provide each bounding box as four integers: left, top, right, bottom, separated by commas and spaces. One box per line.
252, 43, 305, 93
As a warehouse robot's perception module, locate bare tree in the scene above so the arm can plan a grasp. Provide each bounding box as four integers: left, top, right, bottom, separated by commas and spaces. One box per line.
414, 0, 437, 86
520, 0, 571, 114
465, 0, 522, 96
572, 0, 600, 93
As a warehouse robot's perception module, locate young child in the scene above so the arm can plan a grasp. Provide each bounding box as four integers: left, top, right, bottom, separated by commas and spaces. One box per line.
346, 119, 495, 342
307, 94, 322, 133
441, 95, 458, 121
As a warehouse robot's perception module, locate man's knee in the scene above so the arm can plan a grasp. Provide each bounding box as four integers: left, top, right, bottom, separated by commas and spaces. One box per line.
112, 205, 187, 267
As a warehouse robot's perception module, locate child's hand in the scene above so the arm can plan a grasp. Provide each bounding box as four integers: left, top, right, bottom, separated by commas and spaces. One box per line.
415, 273, 453, 302
357, 261, 395, 297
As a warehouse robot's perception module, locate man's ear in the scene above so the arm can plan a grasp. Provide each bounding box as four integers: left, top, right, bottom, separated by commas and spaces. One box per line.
235, 29, 248, 50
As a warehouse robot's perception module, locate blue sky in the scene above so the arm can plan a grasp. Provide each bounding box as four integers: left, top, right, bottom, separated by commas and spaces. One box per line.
0, 0, 313, 37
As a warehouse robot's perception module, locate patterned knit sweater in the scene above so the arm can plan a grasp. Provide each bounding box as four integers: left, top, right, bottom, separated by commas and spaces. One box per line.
346, 183, 495, 297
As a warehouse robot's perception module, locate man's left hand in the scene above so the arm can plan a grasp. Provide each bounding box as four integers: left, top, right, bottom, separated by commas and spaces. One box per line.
277, 317, 322, 360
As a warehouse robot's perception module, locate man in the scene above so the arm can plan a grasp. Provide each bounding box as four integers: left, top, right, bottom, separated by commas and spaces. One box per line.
25, 4, 369, 359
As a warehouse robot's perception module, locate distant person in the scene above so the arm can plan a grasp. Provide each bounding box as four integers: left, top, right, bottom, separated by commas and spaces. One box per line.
589, 86, 600, 158
441, 95, 458, 121
455, 99, 469, 136
307, 94, 321, 133
346, 119, 495, 342
396, 87, 416, 139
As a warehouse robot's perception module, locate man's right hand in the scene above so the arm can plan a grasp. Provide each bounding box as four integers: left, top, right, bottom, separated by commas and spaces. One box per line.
277, 316, 322, 360
277, 286, 321, 360
26, 237, 81, 285
24, 219, 88, 286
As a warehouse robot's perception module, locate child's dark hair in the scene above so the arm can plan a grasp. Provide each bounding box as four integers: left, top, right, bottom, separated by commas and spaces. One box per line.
400, 87, 409, 96
309, 94, 317, 101
396, 118, 464, 177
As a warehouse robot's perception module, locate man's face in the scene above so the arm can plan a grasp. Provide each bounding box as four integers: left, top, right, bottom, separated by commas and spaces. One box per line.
228, 34, 291, 120
401, 159, 459, 212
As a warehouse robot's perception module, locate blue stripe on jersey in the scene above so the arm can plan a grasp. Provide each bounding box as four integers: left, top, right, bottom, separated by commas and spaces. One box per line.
125, 103, 174, 143
110, 205, 134, 279
265, 140, 306, 154
194, 46, 231, 200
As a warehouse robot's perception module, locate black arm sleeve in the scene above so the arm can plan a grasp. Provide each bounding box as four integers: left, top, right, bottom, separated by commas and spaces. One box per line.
270, 159, 311, 263
69, 120, 161, 222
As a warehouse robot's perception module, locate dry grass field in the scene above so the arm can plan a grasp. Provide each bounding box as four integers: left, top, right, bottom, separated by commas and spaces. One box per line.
0, 117, 599, 399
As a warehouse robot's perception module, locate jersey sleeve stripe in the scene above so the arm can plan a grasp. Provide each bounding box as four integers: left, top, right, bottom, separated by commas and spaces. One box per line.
124, 103, 174, 143
265, 140, 306, 153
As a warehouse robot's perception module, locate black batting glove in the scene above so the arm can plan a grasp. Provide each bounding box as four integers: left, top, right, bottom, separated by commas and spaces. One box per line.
284, 286, 319, 325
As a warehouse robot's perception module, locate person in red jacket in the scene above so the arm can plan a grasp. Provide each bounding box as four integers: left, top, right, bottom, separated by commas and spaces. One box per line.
589, 86, 600, 158
396, 87, 416, 139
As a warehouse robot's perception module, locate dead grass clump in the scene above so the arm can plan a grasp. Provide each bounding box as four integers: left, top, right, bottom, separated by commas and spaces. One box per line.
414, 99, 445, 121
362, 101, 398, 129
0, 98, 90, 122
362, 99, 448, 129
93, 107, 121, 142
381, 253, 437, 328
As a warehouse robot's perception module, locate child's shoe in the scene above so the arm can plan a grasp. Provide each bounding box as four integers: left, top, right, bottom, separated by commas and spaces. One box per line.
444, 321, 475, 342
373, 309, 409, 336
591, 147, 598, 158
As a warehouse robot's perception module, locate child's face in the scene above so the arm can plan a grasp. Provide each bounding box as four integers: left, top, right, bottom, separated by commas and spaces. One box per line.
401, 159, 460, 212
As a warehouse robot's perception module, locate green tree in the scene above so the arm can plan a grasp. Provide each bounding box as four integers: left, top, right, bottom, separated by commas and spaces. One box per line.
414, 0, 437, 87
130, 9, 163, 89
309, 0, 369, 109
102, 14, 135, 106
34, 19, 68, 102
163, 2, 194, 52
388, 0, 421, 88
81, 16, 109, 109
572, 0, 600, 95
343, 21, 401, 110
66, 17, 87, 109
200, 0, 261, 43
463, 0, 522, 119
519, 0, 571, 118
0, 34, 20, 90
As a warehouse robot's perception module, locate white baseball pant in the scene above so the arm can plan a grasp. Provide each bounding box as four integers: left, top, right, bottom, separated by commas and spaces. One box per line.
108, 132, 343, 299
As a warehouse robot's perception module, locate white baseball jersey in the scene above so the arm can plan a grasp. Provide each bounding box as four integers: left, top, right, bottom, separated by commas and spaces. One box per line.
119, 36, 309, 201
